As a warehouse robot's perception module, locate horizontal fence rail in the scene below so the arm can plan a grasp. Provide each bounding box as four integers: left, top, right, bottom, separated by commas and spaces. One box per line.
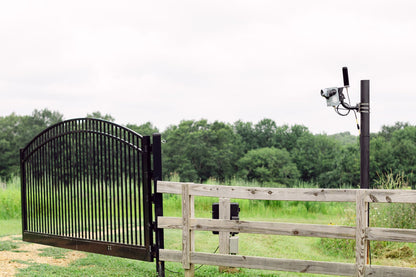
156, 181, 416, 277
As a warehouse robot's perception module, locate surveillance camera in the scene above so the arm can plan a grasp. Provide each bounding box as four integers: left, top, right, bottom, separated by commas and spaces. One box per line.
320, 87, 341, 107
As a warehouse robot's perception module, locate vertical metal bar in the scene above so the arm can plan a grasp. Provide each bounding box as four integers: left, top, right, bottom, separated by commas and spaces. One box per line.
92, 120, 97, 240
53, 128, 59, 235
360, 80, 370, 189
35, 137, 43, 232
94, 121, 98, 241
119, 128, 125, 244
27, 155, 32, 232
95, 121, 104, 241
69, 121, 74, 237
60, 124, 65, 236
63, 122, 69, 236
98, 121, 103, 241
39, 139, 47, 234
138, 137, 143, 246
66, 122, 71, 237
46, 134, 53, 235
87, 120, 92, 239
123, 130, 129, 244
133, 135, 139, 245
128, 132, 134, 245
20, 149, 27, 235
104, 122, 110, 242
83, 121, 88, 239
57, 124, 62, 235
29, 156, 34, 231
111, 124, 117, 243
25, 155, 31, 232
153, 133, 165, 276
55, 126, 60, 235
87, 120, 92, 240
77, 120, 82, 238
45, 138, 52, 235
142, 136, 153, 261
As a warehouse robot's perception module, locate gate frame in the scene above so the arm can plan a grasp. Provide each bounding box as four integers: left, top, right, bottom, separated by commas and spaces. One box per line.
20, 118, 165, 276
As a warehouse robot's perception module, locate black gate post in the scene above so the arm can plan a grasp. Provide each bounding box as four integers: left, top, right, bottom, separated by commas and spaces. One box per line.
360, 80, 370, 189
142, 136, 154, 260
152, 134, 165, 277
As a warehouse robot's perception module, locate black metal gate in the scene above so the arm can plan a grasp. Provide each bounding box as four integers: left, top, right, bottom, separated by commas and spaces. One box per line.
20, 118, 163, 266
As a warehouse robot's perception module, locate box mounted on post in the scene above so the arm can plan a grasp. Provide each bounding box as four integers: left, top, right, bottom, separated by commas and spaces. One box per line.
212, 202, 240, 235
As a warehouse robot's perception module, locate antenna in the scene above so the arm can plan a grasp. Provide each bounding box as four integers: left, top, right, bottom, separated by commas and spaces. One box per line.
342, 67, 350, 87
319, 67, 371, 189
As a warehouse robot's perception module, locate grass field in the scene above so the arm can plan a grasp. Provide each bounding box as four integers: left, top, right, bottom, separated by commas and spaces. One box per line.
1, 177, 415, 276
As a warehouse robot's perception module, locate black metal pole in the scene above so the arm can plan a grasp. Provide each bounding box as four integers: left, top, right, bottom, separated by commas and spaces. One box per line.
360, 80, 370, 189
152, 134, 165, 277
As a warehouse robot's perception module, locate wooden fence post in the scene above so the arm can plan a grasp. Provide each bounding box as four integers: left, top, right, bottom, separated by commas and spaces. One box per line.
219, 198, 231, 273
355, 190, 368, 277
182, 183, 195, 277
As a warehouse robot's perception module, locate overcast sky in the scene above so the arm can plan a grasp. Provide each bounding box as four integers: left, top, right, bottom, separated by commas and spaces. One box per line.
1, 0, 415, 135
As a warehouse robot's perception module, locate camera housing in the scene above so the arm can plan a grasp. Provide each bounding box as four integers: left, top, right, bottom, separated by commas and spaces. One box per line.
320, 87, 341, 107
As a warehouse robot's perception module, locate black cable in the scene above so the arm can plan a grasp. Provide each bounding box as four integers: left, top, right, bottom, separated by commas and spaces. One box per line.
195, 245, 219, 271
335, 87, 361, 133
164, 245, 220, 274
164, 267, 181, 275
335, 105, 351, 116
345, 87, 361, 133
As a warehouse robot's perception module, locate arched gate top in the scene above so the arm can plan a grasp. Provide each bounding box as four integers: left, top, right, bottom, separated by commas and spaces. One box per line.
21, 118, 143, 162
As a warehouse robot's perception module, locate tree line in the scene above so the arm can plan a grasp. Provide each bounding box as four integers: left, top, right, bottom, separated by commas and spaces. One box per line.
1, 109, 415, 189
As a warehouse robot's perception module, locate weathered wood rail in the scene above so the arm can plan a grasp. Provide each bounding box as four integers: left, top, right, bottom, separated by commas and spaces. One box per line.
157, 181, 416, 277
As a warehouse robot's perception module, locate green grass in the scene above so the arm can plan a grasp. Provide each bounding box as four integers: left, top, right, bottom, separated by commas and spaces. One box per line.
0, 219, 21, 236
2, 177, 416, 276
0, 176, 20, 220
0, 240, 19, 251
38, 247, 70, 259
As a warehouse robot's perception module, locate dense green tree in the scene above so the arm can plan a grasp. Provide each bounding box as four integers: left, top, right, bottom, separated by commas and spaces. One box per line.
331, 143, 360, 187
292, 134, 340, 186
378, 122, 409, 140
329, 132, 358, 145
276, 124, 310, 151
370, 124, 416, 187
233, 120, 256, 153
0, 109, 63, 178
254, 118, 278, 148
0, 108, 414, 190
370, 136, 394, 180
237, 147, 299, 186
126, 122, 159, 136
86, 111, 115, 122
390, 126, 416, 186
162, 120, 241, 182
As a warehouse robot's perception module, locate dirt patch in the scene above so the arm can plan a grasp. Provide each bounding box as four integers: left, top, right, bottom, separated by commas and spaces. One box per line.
0, 235, 86, 276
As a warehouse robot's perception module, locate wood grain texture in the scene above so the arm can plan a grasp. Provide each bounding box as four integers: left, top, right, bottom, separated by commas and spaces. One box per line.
158, 217, 356, 239
355, 190, 368, 277
157, 181, 357, 202
367, 227, 416, 243
159, 249, 355, 276
157, 181, 416, 276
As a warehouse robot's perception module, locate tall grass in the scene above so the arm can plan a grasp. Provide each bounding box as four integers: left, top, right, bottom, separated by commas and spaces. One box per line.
163, 177, 351, 224
320, 171, 416, 261
0, 176, 20, 219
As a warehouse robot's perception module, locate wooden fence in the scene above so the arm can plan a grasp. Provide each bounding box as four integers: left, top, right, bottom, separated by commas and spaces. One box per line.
156, 181, 416, 277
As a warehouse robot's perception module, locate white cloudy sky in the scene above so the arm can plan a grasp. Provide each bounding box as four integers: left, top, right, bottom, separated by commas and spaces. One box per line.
1, 0, 415, 134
